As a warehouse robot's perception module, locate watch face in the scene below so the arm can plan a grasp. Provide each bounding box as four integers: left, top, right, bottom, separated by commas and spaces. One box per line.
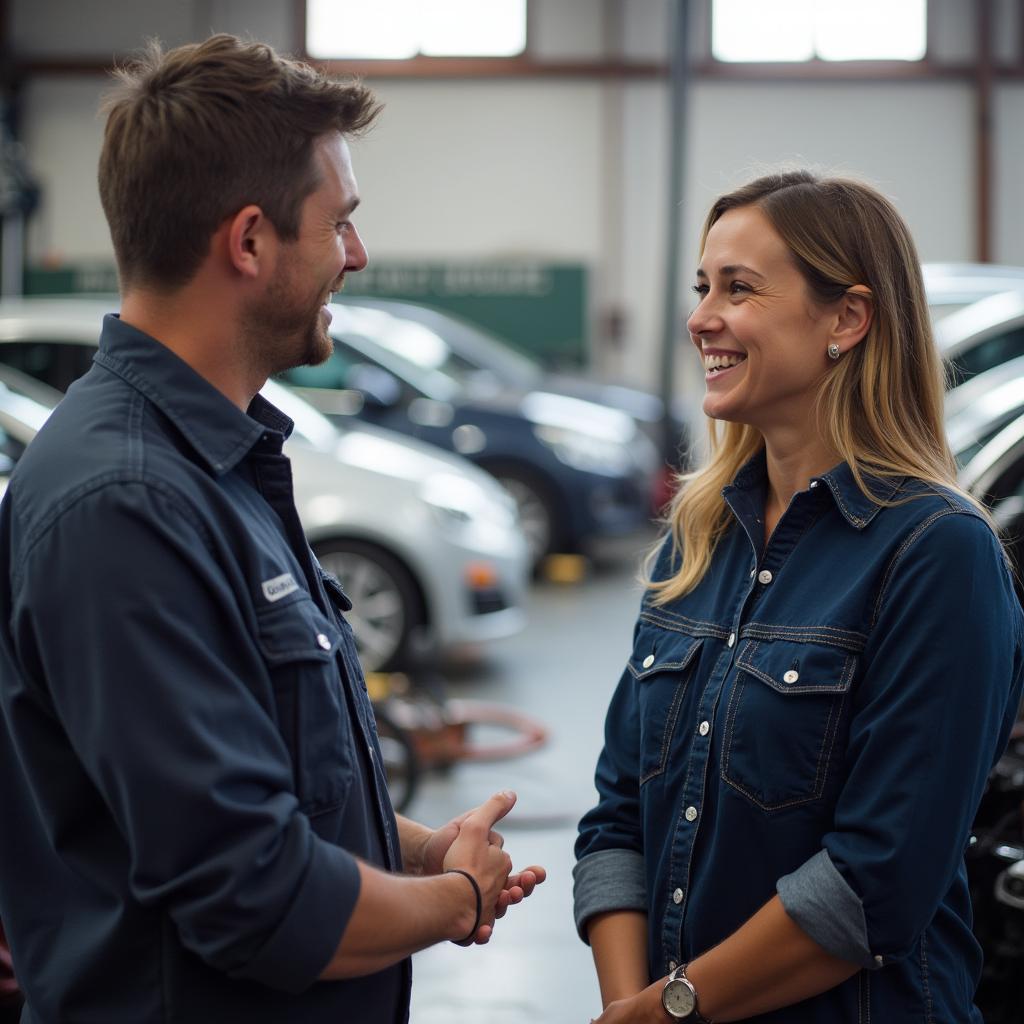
663, 979, 697, 1017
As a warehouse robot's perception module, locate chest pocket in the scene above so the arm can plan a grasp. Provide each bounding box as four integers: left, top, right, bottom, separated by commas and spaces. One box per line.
256, 594, 354, 814
721, 638, 855, 812
629, 627, 703, 785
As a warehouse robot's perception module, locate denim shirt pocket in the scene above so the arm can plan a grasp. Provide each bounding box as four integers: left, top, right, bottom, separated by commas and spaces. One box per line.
721, 638, 855, 811
255, 594, 355, 815
628, 628, 704, 785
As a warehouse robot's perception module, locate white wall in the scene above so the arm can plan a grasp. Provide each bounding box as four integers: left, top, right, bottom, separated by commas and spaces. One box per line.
9, 0, 1024, 398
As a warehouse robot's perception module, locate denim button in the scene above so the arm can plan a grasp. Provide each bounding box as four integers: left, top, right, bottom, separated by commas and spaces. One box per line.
685, 806, 698, 821
783, 670, 799, 684
316, 633, 332, 650
669, 960, 678, 972
727, 633, 736, 648
758, 570, 773, 585
699, 721, 710, 736
642, 654, 655, 668
810, 480, 819, 488
672, 888, 683, 904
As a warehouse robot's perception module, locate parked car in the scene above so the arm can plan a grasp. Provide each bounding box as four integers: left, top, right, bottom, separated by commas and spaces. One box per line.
923, 262, 1024, 324
959, 409, 1024, 597
338, 294, 691, 458
934, 288, 1024, 389
945, 355, 1024, 467
0, 299, 529, 672
279, 301, 659, 564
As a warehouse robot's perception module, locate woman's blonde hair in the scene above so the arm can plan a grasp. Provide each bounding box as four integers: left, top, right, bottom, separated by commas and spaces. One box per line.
648, 169, 991, 604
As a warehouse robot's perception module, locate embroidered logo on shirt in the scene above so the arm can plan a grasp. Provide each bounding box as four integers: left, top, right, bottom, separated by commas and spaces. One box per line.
261, 572, 299, 603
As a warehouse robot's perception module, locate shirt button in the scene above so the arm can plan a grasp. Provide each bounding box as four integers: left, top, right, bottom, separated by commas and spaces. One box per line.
672, 888, 683, 904
685, 805, 698, 822
727, 633, 735, 648
642, 654, 655, 668
758, 569, 773, 585
316, 633, 332, 650
783, 669, 799, 683
698, 721, 710, 736
874, 954, 884, 966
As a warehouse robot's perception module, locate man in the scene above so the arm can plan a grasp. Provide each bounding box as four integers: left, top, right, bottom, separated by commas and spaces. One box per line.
0, 35, 543, 1022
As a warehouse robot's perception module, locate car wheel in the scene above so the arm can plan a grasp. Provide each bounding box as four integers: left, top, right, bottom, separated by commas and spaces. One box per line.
313, 540, 424, 673
370, 703, 419, 813
493, 471, 557, 567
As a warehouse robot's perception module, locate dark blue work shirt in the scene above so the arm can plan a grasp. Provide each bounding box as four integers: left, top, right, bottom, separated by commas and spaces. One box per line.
0, 315, 408, 1022
575, 451, 1024, 1023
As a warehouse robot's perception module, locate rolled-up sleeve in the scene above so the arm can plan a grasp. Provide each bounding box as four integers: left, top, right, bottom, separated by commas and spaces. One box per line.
10, 482, 358, 992
780, 510, 1023, 966
574, 627, 648, 943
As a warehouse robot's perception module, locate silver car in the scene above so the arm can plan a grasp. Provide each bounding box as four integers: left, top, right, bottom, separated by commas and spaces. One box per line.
0, 299, 529, 671
933, 288, 1024, 388
924, 262, 1024, 324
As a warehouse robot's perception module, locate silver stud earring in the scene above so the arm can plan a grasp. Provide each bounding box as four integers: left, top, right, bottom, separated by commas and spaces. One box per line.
827, 343, 841, 361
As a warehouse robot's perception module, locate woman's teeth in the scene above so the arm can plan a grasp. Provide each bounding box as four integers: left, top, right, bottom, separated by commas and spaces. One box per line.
704, 353, 746, 373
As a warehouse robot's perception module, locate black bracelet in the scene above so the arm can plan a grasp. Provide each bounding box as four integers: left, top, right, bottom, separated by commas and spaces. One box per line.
445, 868, 482, 943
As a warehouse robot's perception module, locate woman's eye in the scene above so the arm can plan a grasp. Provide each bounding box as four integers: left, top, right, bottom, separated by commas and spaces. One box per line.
692, 284, 708, 297
729, 281, 751, 295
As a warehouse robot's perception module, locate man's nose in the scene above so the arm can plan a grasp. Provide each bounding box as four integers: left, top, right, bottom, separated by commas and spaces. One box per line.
346, 225, 369, 273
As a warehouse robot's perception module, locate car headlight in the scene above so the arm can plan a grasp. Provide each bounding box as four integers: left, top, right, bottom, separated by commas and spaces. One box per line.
420, 473, 517, 531
532, 425, 633, 476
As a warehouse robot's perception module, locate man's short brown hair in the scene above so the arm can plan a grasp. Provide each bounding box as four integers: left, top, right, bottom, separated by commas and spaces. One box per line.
98, 34, 380, 290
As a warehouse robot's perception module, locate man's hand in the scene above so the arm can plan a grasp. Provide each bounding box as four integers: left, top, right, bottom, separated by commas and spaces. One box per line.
439, 790, 546, 944
404, 800, 547, 945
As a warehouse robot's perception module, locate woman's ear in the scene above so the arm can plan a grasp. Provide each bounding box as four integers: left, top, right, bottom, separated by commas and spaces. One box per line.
833, 284, 874, 352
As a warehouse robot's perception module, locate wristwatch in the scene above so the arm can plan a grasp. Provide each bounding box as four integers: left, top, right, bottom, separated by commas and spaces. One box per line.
661, 964, 712, 1022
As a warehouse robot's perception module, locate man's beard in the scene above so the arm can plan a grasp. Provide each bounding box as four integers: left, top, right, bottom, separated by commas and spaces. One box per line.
243, 272, 334, 378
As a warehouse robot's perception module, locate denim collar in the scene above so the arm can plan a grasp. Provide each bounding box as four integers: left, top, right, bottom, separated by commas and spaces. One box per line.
728, 447, 903, 530
93, 314, 293, 476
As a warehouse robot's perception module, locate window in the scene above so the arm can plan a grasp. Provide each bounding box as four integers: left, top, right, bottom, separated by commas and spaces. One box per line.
305, 0, 527, 60
712, 0, 927, 63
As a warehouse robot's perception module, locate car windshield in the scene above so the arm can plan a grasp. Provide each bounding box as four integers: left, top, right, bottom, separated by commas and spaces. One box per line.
355, 301, 543, 386
326, 307, 461, 401
333, 306, 507, 395
946, 324, 1024, 389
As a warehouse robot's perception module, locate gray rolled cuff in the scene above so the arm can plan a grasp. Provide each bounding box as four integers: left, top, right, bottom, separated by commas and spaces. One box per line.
777, 849, 880, 970
573, 848, 647, 944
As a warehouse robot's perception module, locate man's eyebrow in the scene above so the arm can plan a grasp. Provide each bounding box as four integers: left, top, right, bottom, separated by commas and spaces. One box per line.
695, 264, 765, 280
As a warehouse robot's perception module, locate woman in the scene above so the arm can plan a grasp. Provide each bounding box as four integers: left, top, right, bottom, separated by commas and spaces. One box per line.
574, 171, 1024, 1023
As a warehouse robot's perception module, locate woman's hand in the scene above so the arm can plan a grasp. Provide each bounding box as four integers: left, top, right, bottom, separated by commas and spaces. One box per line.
591, 979, 663, 1022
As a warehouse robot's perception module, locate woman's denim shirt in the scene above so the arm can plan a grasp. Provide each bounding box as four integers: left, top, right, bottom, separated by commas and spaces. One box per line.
575, 453, 1024, 1023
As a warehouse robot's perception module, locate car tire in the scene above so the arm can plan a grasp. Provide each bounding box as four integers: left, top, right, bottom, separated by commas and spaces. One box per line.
489, 468, 561, 568
370, 703, 419, 813
313, 539, 426, 673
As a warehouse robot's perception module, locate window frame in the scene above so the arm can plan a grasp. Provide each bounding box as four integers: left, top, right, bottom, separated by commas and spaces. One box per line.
297, 0, 532, 70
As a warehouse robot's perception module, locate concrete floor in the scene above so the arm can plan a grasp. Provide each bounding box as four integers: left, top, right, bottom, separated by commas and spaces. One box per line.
404, 533, 655, 1024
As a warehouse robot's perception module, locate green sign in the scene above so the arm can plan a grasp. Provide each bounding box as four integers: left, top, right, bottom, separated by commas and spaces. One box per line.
24, 259, 588, 367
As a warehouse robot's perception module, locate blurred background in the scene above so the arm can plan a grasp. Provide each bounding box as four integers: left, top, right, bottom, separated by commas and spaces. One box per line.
2, 2, 1024, 1022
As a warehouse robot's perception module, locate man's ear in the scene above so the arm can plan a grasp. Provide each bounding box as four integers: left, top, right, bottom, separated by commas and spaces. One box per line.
832, 285, 874, 352
225, 204, 273, 280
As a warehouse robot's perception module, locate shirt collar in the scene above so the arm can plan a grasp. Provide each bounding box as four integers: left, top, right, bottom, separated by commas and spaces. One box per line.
727, 447, 903, 530
93, 314, 294, 475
